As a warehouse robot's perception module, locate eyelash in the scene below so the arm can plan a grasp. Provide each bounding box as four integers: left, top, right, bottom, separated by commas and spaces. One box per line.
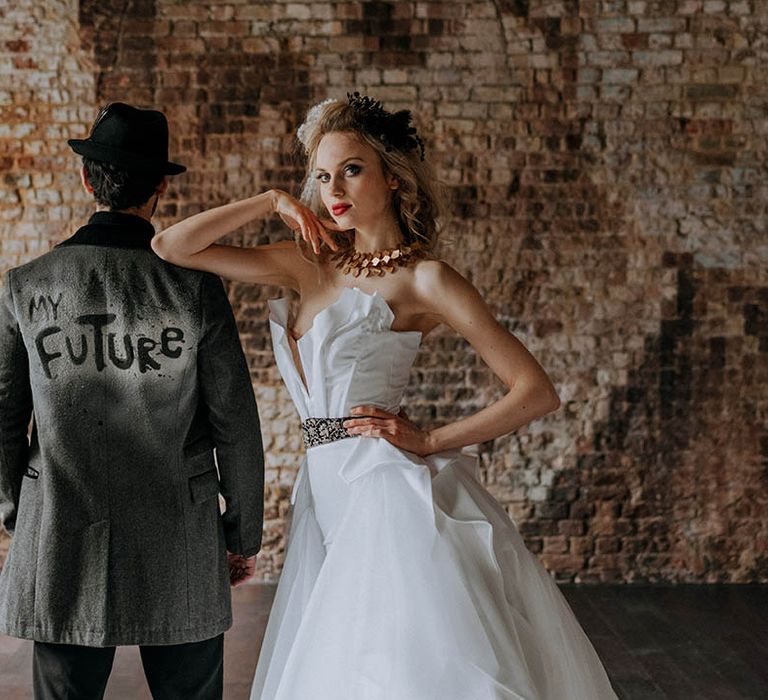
317, 164, 361, 182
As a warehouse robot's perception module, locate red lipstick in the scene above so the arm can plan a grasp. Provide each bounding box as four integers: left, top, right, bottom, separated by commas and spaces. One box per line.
332, 204, 351, 216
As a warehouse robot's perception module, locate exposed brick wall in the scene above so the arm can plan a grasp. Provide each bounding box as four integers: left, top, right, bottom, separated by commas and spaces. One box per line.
1, 0, 766, 583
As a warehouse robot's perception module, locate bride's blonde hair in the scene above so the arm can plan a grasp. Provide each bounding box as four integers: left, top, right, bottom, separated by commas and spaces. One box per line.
294, 95, 444, 261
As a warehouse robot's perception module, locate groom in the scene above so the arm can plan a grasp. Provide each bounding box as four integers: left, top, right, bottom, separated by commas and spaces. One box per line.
0, 103, 264, 698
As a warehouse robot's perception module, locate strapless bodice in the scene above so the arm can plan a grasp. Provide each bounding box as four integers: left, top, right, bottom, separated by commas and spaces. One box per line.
267, 287, 422, 421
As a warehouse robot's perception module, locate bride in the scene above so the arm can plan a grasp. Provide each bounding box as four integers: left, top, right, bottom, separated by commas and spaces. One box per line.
152, 92, 618, 700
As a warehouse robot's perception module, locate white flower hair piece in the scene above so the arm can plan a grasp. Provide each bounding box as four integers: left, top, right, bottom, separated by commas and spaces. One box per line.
296, 97, 342, 152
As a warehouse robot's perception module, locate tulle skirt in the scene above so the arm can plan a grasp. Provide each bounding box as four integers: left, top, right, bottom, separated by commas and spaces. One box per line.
249, 436, 618, 700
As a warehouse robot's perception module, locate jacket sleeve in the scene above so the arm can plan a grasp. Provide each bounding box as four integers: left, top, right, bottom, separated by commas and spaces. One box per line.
197, 272, 264, 557
0, 269, 33, 536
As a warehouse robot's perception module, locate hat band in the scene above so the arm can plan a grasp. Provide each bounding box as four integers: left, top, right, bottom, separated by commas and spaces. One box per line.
84, 140, 171, 170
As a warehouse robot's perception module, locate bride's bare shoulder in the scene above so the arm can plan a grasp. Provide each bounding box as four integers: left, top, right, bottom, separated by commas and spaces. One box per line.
411, 258, 471, 299
410, 256, 493, 329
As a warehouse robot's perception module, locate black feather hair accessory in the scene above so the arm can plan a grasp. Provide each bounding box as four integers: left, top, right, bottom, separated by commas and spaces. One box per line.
346, 91, 425, 161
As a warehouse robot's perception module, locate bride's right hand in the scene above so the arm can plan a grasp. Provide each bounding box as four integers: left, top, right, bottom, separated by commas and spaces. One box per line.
270, 189, 342, 255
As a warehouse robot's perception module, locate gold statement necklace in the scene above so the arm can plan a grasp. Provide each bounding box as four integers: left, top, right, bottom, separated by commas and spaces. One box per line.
329, 241, 426, 277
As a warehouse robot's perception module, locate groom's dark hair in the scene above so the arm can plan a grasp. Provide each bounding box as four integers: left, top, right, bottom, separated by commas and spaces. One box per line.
82, 157, 164, 210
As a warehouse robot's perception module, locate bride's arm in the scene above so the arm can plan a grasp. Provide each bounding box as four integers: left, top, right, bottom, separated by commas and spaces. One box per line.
344, 260, 561, 455
151, 189, 338, 288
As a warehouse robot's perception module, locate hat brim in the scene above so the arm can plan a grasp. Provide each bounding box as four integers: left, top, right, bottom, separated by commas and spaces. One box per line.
68, 139, 187, 175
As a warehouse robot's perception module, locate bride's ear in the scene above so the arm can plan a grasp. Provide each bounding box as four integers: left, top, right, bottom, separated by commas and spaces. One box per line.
387, 175, 399, 190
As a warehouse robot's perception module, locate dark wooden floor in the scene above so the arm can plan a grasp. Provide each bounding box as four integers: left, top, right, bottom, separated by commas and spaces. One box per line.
1, 584, 766, 699
561, 585, 768, 699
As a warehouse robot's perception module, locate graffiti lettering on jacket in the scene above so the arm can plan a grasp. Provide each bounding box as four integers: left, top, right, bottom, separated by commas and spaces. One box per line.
29, 293, 63, 323
34, 314, 185, 379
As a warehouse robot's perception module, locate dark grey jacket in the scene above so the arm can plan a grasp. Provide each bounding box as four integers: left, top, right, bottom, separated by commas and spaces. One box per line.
0, 211, 264, 646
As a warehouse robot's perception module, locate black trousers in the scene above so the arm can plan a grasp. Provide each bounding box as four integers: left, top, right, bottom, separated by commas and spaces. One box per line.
32, 633, 224, 700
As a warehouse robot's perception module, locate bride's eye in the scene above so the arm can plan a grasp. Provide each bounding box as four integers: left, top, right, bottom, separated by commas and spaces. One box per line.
316, 172, 330, 183
345, 164, 361, 176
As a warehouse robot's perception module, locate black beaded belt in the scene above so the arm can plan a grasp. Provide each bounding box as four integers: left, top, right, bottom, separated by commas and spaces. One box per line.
301, 417, 354, 449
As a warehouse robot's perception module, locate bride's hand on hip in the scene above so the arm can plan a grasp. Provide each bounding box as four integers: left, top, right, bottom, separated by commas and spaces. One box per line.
270, 189, 343, 255
343, 405, 436, 457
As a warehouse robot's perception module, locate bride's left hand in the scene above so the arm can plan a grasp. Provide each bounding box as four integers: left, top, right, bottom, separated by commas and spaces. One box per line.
343, 405, 435, 457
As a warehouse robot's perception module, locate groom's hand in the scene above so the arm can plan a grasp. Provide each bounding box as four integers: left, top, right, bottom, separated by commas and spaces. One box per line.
227, 551, 257, 587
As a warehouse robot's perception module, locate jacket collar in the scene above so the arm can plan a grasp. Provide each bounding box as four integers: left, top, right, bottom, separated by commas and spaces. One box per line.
58, 211, 156, 249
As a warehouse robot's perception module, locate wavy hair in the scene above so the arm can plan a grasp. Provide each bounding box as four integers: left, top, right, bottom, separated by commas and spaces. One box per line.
82, 157, 164, 210
294, 96, 444, 262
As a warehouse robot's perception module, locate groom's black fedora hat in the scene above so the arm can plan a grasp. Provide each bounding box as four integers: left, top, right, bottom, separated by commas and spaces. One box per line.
68, 102, 186, 175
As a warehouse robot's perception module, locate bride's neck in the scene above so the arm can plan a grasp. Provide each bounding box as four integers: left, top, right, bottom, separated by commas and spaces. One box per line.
352, 217, 403, 253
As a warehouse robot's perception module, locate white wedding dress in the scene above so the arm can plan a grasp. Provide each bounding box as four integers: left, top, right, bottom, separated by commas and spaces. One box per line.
249, 286, 618, 700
